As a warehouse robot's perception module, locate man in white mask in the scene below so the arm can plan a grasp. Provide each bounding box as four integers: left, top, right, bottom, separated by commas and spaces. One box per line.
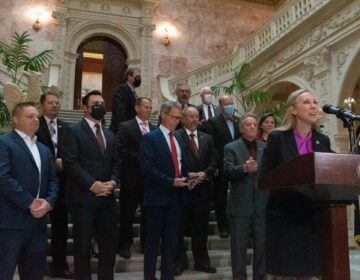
198, 86, 220, 122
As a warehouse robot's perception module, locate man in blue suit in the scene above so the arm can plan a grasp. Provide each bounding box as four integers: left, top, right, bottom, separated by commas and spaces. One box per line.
62, 90, 120, 280
0, 102, 58, 280
139, 101, 188, 280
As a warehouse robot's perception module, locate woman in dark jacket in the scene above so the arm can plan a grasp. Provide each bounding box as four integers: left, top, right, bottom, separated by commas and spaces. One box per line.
260, 89, 331, 279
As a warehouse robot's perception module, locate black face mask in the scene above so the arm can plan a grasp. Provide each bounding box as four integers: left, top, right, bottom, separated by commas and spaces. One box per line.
90, 105, 106, 120
133, 76, 141, 88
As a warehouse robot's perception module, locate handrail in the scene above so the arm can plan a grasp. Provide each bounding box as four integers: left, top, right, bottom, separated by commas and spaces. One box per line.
162, 0, 331, 102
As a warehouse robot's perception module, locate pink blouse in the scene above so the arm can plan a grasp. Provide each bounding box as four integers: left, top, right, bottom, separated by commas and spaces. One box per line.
294, 129, 313, 155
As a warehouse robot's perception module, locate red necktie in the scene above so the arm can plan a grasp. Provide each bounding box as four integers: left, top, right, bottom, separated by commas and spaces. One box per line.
169, 132, 180, 178
95, 124, 105, 155
189, 133, 199, 158
207, 105, 213, 119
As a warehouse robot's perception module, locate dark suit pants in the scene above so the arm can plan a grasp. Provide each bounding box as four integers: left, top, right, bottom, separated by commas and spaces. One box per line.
69, 201, 118, 280
176, 186, 211, 268
229, 215, 266, 280
118, 181, 145, 252
50, 198, 70, 271
144, 203, 181, 280
0, 224, 47, 280
213, 173, 229, 231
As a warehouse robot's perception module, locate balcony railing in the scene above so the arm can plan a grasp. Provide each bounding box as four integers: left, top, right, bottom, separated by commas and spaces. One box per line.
160, 0, 331, 104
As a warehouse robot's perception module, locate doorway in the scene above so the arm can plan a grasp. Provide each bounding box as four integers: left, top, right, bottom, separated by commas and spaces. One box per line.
73, 36, 128, 111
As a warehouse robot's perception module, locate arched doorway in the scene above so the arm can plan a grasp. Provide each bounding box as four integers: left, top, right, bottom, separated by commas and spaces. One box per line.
73, 36, 128, 111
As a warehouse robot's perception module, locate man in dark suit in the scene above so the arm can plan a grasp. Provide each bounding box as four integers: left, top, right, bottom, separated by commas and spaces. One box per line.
109, 66, 141, 135
0, 102, 58, 280
174, 106, 218, 275
36, 90, 72, 278
206, 95, 240, 238
139, 101, 188, 280
197, 86, 220, 122
224, 113, 268, 280
117, 97, 156, 259
62, 90, 119, 280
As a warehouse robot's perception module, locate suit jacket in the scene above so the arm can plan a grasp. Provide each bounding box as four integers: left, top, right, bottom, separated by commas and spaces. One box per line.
36, 115, 67, 195
62, 118, 120, 205
109, 83, 137, 134
139, 128, 187, 207
0, 131, 58, 230
197, 104, 220, 121
174, 128, 217, 180
224, 138, 268, 216
206, 114, 240, 168
117, 118, 156, 182
259, 129, 331, 218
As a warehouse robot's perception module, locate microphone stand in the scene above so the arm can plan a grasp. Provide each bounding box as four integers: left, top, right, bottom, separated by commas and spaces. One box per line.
339, 114, 356, 154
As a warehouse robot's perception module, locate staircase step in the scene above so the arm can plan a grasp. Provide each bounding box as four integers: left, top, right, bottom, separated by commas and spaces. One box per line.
46, 235, 231, 256
45, 249, 233, 274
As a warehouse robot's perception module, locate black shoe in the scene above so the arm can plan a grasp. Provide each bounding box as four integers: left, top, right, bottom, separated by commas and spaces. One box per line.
219, 229, 229, 238
194, 264, 217, 273
174, 264, 184, 276
51, 269, 74, 279
118, 248, 131, 259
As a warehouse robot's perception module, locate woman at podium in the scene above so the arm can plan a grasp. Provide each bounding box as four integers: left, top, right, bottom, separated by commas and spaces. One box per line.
260, 89, 331, 279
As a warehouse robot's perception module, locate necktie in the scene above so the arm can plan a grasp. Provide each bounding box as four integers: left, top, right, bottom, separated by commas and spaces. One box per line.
189, 133, 199, 158
140, 122, 148, 135
207, 105, 213, 119
49, 120, 58, 155
169, 132, 180, 178
95, 124, 105, 155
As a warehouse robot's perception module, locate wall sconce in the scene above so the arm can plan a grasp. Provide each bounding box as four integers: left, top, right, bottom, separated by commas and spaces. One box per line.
156, 23, 177, 47
32, 7, 43, 31
162, 28, 170, 47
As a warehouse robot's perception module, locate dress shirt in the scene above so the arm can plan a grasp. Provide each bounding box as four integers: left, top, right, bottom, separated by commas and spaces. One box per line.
201, 104, 215, 120
136, 116, 150, 134
15, 129, 41, 197
44, 116, 58, 156
159, 125, 182, 172
225, 118, 235, 140
185, 128, 199, 148
15, 129, 41, 174
84, 117, 106, 149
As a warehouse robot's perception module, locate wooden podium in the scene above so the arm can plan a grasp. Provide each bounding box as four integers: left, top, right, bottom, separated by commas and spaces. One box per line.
259, 152, 360, 280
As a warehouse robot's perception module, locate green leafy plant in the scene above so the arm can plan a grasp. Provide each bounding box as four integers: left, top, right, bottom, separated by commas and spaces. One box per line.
0, 31, 53, 85
212, 62, 270, 113
0, 89, 10, 128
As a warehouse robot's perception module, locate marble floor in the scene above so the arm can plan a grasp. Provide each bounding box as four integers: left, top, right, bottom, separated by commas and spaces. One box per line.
13, 249, 360, 280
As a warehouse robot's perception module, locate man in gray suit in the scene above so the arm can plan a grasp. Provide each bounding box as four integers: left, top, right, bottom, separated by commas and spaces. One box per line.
223, 113, 268, 280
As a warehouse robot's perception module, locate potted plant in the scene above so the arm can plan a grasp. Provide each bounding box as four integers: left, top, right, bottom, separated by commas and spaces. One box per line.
0, 31, 53, 129
211, 62, 286, 122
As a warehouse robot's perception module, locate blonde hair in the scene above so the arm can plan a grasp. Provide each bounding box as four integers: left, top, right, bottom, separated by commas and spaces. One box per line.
276, 89, 318, 131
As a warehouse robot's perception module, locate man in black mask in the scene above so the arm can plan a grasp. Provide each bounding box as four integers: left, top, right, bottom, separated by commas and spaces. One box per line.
62, 90, 120, 280
109, 66, 141, 135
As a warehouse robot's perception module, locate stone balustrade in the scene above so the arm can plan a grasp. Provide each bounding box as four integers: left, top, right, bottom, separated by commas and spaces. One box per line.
161, 0, 331, 105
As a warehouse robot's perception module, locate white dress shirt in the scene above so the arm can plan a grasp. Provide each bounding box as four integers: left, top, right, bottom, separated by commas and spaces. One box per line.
159, 125, 182, 171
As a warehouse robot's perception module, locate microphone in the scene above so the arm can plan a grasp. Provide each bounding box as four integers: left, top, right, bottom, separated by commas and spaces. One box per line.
322, 104, 360, 121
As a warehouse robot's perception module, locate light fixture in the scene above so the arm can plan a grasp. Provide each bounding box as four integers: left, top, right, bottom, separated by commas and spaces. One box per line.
32, 7, 43, 31
343, 97, 357, 111
162, 28, 170, 47
156, 23, 177, 47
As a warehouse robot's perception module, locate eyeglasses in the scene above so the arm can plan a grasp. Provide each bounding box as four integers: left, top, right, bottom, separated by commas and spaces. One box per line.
166, 113, 182, 120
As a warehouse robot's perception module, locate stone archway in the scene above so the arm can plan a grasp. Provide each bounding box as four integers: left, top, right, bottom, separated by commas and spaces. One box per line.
73, 36, 128, 111
49, 0, 157, 110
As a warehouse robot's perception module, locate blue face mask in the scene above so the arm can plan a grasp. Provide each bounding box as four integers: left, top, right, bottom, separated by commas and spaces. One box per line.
223, 104, 234, 117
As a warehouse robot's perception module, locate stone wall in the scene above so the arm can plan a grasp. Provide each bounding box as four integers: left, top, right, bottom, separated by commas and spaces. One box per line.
0, 0, 274, 110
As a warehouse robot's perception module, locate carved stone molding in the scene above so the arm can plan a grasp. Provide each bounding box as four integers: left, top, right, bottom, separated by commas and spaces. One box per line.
51, 0, 159, 109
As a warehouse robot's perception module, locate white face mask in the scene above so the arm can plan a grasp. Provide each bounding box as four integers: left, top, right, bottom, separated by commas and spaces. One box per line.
203, 94, 213, 105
